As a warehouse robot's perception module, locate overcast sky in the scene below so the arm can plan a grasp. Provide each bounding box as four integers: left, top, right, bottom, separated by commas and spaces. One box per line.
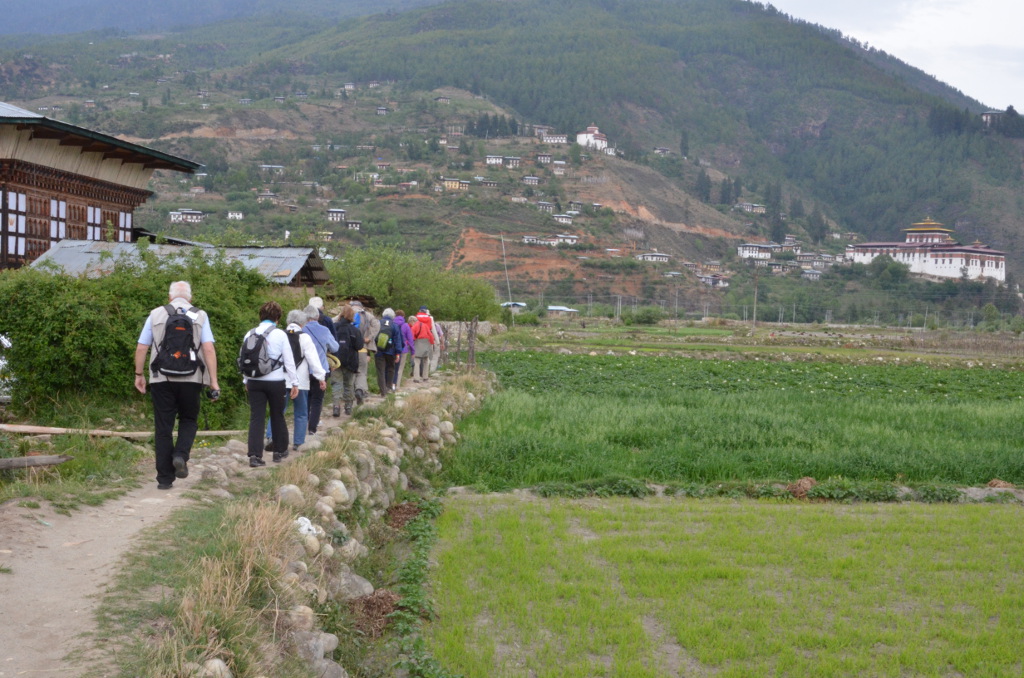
765, 0, 1024, 110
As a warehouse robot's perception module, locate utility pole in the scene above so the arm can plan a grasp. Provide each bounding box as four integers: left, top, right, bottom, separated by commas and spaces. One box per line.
751, 270, 759, 330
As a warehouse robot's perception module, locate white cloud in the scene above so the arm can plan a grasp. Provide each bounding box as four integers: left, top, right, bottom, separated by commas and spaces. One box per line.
766, 0, 1024, 108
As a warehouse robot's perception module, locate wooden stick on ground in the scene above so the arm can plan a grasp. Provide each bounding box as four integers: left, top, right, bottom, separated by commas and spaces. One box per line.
0, 454, 73, 470
0, 424, 245, 440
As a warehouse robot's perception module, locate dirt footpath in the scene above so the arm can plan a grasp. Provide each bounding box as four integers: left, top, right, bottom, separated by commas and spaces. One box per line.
0, 463, 204, 677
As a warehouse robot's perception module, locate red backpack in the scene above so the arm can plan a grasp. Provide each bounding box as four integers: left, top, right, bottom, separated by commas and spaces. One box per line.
413, 316, 433, 340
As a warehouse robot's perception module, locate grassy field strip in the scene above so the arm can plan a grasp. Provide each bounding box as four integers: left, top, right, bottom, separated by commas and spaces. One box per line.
442, 354, 1024, 488
445, 390, 1024, 486
427, 496, 1024, 677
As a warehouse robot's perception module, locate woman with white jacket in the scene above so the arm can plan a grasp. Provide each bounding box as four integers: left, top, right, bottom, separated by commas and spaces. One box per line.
243, 302, 298, 466
266, 309, 326, 453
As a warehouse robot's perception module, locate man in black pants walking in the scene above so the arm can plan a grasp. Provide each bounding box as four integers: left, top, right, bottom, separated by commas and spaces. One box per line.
134, 281, 220, 490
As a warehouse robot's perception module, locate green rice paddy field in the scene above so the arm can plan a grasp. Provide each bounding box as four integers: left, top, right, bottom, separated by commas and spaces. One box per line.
426, 353, 1024, 676
429, 497, 1024, 677
443, 353, 1024, 488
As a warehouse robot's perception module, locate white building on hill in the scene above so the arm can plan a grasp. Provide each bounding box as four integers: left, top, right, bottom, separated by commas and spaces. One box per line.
845, 218, 1005, 282
576, 124, 608, 151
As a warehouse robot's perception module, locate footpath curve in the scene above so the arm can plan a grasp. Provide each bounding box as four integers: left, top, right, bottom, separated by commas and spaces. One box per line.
0, 374, 471, 677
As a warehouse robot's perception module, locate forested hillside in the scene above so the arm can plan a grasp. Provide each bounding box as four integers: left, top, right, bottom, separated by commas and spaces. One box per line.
260, 0, 1021, 247
0, 0, 441, 36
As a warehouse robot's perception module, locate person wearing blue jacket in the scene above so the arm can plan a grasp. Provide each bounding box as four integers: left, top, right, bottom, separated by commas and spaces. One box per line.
302, 304, 338, 435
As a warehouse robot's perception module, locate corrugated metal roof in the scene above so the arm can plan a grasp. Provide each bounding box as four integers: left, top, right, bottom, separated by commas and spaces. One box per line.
0, 102, 43, 118
30, 241, 328, 285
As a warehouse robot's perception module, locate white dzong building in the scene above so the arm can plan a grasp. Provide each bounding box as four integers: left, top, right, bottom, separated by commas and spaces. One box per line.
845, 218, 1005, 282
576, 124, 608, 151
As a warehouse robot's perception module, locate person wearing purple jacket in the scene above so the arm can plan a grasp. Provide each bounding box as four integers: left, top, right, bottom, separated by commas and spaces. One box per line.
392, 310, 415, 390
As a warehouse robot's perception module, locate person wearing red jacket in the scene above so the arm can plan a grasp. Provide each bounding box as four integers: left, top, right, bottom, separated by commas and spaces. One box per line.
411, 306, 435, 382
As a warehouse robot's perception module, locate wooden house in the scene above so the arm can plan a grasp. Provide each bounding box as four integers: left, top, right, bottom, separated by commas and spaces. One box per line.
0, 102, 197, 267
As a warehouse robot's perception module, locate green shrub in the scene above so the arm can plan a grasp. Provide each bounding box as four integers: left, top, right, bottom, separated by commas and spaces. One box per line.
912, 484, 962, 503
0, 248, 269, 426
515, 312, 540, 326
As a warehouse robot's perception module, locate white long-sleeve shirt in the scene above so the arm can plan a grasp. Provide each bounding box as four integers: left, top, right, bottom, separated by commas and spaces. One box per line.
241, 320, 298, 387
288, 322, 326, 390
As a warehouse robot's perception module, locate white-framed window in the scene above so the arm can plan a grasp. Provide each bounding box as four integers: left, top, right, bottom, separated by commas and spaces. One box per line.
118, 211, 132, 242
50, 198, 67, 241
87, 206, 103, 241
5, 190, 27, 262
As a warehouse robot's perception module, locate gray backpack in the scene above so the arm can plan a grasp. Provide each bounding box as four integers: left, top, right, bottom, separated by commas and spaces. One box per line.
237, 324, 281, 378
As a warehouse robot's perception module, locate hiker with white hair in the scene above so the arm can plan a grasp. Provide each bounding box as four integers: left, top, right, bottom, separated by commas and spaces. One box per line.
302, 304, 337, 436
265, 309, 325, 452
374, 308, 404, 395
308, 295, 335, 338
134, 280, 220, 490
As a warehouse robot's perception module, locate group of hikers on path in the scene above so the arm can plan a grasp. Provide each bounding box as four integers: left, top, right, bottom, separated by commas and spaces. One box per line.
134, 282, 445, 487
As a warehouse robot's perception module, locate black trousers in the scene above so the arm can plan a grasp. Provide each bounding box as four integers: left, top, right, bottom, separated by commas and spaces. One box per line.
246, 379, 288, 458
150, 381, 203, 485
374, 352, 396, 395
308, 375, 326, 433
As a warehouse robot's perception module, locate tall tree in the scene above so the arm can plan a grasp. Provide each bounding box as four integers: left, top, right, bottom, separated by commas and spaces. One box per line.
719, 178, 732, 205
806, 206, 827, 243
695, 169, 712, 203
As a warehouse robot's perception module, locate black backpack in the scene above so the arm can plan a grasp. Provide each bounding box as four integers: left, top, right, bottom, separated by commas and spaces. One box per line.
287, 327, 305, 367
237, 324, 282, 378
151, 304, 202, 377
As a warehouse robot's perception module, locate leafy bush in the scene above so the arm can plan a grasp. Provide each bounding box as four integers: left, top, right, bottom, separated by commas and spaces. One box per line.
533, 476, 651, 498
912, 484, 962, 503
514, 312, 540, 326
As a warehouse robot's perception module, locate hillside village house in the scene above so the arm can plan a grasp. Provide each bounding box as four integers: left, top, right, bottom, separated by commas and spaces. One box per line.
0, 102, 198, 267
737, 243, 775, 259
485, 155, 503, 166
576, 124, 608, 151
546, 305, 579, 317
553, 214, 573, 226
845, 218, 1006, 282
735, 202, 767, 214
542, 134, 568, 144
537, 201, 554, 213
522, 176, 540, 186
169, 209, 205, 224
227, 211, 244, 220
504, 157, 521, 168
327, 208, 347, 222
636, 251, 670, 263
536, 153, 552, 165
698, 273, 730, 288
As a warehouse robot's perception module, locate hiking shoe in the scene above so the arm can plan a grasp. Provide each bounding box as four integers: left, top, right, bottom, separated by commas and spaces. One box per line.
264, 439, 274, 452
249, 456, 266, 468
355, 389, 365, 405
344, 405, 352, 415
172, 456, 188, 479
332, 404, 341, 417
157, 482, 173, 490
272, 452, 284, 463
